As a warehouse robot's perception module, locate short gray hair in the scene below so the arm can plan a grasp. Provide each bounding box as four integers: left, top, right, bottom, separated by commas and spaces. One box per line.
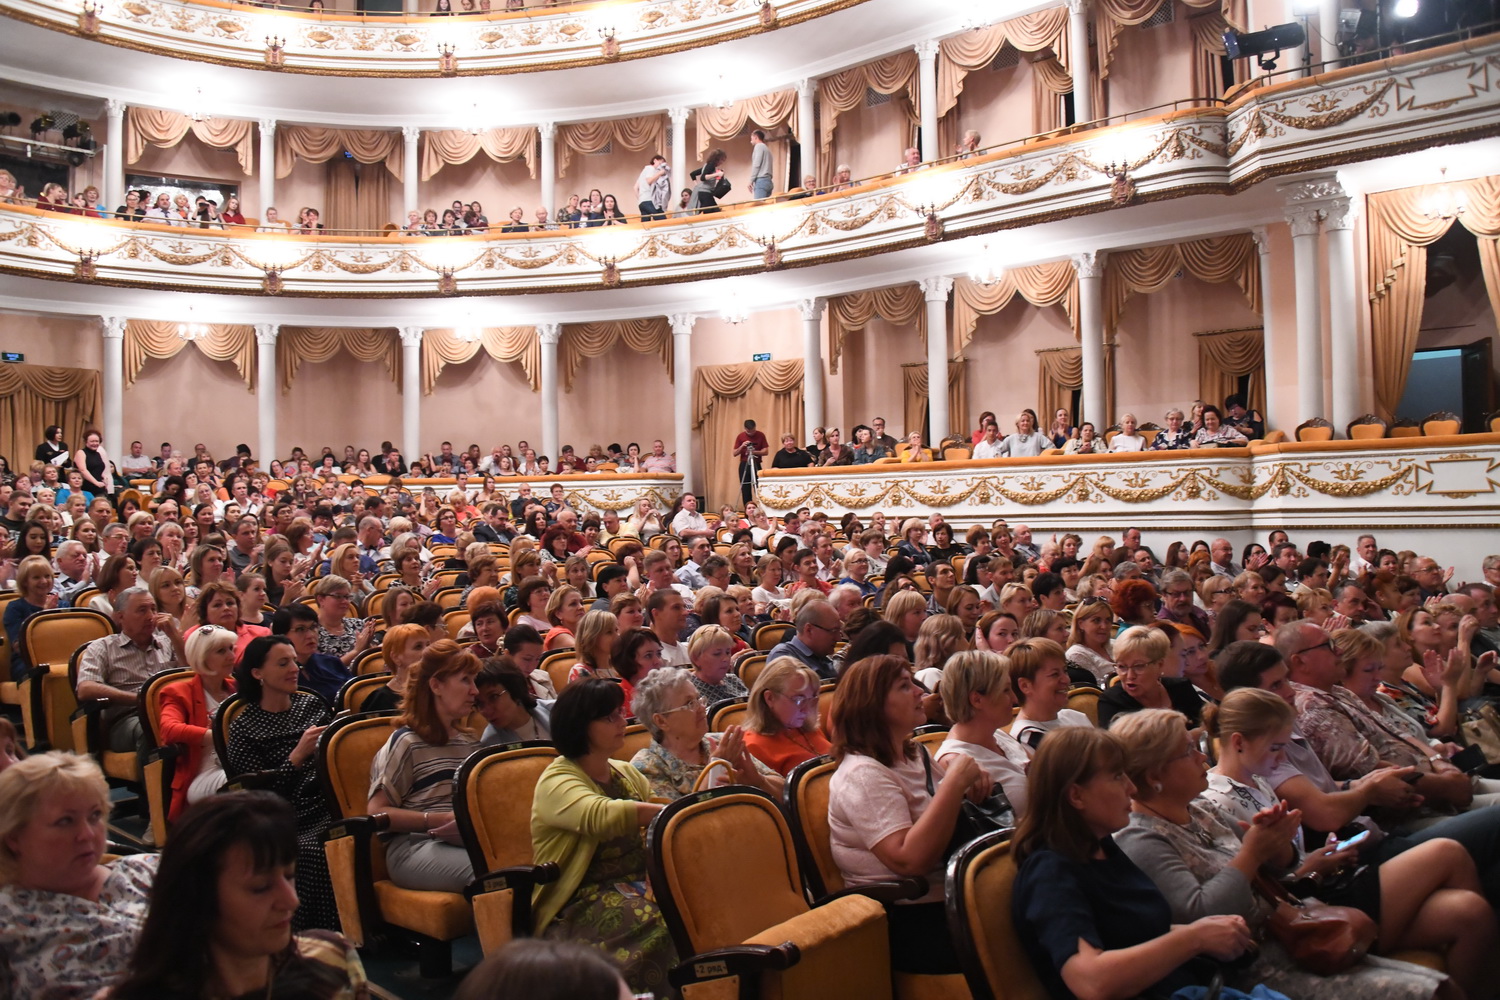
101, 522, 128, 539
828, 583, 863, 608
1359, 620, 1398, 644
54, 539, 84, 560
1112, 561, 1143, 581
112, 586, 152, 616
1159, 569, 1192, 592
631, 667, 697, 742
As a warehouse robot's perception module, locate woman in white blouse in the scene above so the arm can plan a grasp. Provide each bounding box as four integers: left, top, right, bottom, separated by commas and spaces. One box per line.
997, 409, 1050, 457
936, 650, 1031, 813
1109, 413, 1148, 452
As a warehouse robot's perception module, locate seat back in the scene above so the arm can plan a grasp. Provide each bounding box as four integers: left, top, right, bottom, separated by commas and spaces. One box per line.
454, 741, 559, 876
611, 722, 652, 762
1346, 414, 1388, 440
539, 649, 577, 694
736, 653, 770, 688
1423, 410, 1462, 436
785, 755, 843, 897
647, 788, 812, 958
443, 609, 472, 636
213, 694, 253, 779
317, 711, 399, 820
709, 699, 750, 732
22, 607, 115, 674
1489, 411, 1500, 434
1295, 417, 1335, 442
339, 673, 393, 714
912, 726, 950, 754
1389, 419, 1422, 438
1066, 686, 1101, 726
942, 446, 972, 461
353, 648, 389, 676
139, 668, 195, 747
0, 591, 21, 678
947, 833, 1048, 1000
435, 588, 465, 610
754, 623, 793, 651
364, 591, 389, 621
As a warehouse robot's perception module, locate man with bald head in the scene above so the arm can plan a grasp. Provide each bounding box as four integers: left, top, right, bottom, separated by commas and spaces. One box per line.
1210, 538, 1239, 578
768, 600, 842, 680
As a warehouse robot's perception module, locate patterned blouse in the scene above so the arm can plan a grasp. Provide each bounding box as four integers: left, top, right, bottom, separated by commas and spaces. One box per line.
317, 618, 365, 658
690, 672, 749, 706
630, 735, 777, 801
0, 853, 158, 1000
1290, 682, 1381, 780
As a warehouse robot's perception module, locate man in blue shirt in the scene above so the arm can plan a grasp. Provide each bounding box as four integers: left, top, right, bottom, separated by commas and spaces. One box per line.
767, 601, 842, 681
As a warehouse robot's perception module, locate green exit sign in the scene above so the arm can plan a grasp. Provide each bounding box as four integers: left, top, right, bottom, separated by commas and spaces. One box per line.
752, 352, 771, 362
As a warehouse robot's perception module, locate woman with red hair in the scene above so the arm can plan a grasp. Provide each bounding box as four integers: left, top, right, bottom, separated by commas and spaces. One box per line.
1110, 578, 1159, 635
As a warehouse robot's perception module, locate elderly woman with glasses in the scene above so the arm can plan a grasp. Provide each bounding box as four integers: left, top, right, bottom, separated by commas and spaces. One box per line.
628, 667, 780, 802
310, 574, 375, 667
742, 657, 831, 775
1098, 626, 1204, 729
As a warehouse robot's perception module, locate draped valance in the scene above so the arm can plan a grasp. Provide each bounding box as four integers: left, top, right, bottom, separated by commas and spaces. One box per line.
0, 364, 101, 470
1195, 327, 1265, 416
1367, 175, 1500, 420
278, 327, 400, 392
938, 9, 1071, 117
818, 52, 919, 180
1104, 233, 1260, 333
124, 107, 255, 175
557, 116, 664, 177
1096, 0, 1247, 80
419, 128, 539, 182
952, 264, 1078, 355
560, 319, 672, 390
421, 327, 540, 394
694, 90, 801, 160
828, 284, 925, 374
275, 126, 404, 180
123, 320, 256, 389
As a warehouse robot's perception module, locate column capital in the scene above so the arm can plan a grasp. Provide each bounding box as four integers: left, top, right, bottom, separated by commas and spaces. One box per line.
913, 40, 940, 61
397, 326, 424, 348
538, 121, 557, 139
258, 117, 277, 136
1072, 251, 1106, 278
104, 99, 126, 119
401, 125, 421, 143
797, 78, 816, 98
669, 313, 696, 336
100, 315, 126, 339
536, 322, 563, 344
1251, 226, 1272, 256
918, 276, 953, 301
1279, 172, 1346, 207
1066, 0, 1090, 15
1322, 196, 1355, 231
1285, 205, 1324, 238
254, 323, 279, 346
668, 107, 692, 126
797, 297, 827, 320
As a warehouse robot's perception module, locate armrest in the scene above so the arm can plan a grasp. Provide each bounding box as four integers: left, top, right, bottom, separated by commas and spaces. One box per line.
70, 698, 112, 756
146, 743, 183, 765
323, 815, 390, 945
324, 813, 391, 843
817, 877, 927, 907
220, 769, 288, 793
465, 861, 562, 939
667, 943, 801, 991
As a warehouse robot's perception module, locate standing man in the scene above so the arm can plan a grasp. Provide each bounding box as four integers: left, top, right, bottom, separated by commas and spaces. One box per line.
733, 419, 769, 505
636, 153, 671, 221
749, 130, 773, 200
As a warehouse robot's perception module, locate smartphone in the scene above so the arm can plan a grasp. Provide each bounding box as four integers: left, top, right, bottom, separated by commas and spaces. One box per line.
1449, 744, 1488, 774
1335, 829, 1370, 852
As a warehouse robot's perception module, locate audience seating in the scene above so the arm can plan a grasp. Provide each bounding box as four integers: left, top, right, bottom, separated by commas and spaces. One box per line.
612, 722, 652, 762
754, 623, 793, 651
0, 591, 20, 707
1066, 686, 1102, 726
19, 608, 116, 751
1295, 417, 1335, 442
912, 725, 949, 754
338, 673, 391, 713
539, 649, 577, 694
945, 832, 1047, 1000
785, 756, 843, 899
646, 786, 902, 999
1390, 418, 1422, 438
443, 609, 471, 636
1423, 410, 1461, 436
434, 588, 465, 610
708, 698, 749, 732
69, 647, 146, 788
364, 591, 390, 620
433, 569, 464, 589
1346, 414, 1388, 440
1488, 411, 1500, 434
451, 741, 563, 954
317, 710, 475, 977
353, 648, 389, 676
138, 667, 195, 846
736, 653, 770, 688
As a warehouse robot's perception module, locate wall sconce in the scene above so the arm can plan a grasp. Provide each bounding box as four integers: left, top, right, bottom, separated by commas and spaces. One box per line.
74, 252, 98, 281
438, 43, 457, 75
600, 257, 620, 287
265, 35, 286, 67
437, 267, 457, 294
759, 1, 777, 26
263, 268, 283, 294
600, 27, 619, 59
915, 203, 943, 241
763, 239, 781, 269
1100, 160, 1135, 206
80, 0, 100, 34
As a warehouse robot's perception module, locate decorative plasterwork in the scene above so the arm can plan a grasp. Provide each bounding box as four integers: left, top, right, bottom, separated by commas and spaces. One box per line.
2, 0, 863, 75
1, 37, 1497, 296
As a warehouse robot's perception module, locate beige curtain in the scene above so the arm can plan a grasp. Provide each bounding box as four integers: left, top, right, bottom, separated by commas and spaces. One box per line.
938, 9, 1071, 117
0, 364, 101, 468
828, 284, 925, 374
1097, 0, 1247, 80
1367, 176, 1500, 420
559, 319, 672, 390
693, 361, 805, 509
695, 91, 801, 158
420, 128, 539, 182
818, 52, 919, 184
124, 107, 255, 175
275, 127, 403, 180
1104, 233, 1261, 332
1037, 347, 1116, 427
278, 328, 400, 393
557, 116, 664, 177
952, 264, 1079, 356
324, 159, 392, 234
123, 320, 256, 389
1032, 55, 1074, 134
421, 327, 540, 394
1196, 327, 1265, 414
901, 361, 968, 443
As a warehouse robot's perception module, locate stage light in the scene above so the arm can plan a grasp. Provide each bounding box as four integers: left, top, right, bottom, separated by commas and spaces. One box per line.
1223, 22, 1307, 70
1393, 0, 1418, 17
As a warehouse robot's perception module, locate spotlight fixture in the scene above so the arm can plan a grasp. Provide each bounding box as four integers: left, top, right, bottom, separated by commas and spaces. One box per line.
29, 115, 54, 137
1392, 0, 1418, 16
0, 112, 20, 128
1222, 21, 1306, 70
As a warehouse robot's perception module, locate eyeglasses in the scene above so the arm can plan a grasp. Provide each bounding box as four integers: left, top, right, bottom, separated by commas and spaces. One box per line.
776, 691, 817, 707
808, 622, 844, 635
1298, 640, 1333, 656
659, 700, 702, 717
323, 592, 352, 601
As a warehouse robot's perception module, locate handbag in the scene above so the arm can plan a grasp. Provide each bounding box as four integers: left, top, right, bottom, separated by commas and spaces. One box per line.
1251, 874, 1376, 975
1459, 702, 1500, 765
918, 747, 1015, 861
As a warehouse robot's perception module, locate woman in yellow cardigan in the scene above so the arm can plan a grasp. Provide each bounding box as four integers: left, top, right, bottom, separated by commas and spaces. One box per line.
531, 678, 676, 996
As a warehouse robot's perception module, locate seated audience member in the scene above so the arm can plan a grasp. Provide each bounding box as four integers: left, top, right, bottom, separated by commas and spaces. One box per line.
883, 589, 928, 658
1114, 706, 1480, 1000
567, 610, 621, 684
226, 636, 337, 930
895, 518, 931, 566
158, 624, 238, 821
271, 602, 353, 704
311, 574, 376, 666
742, 657, 831, 775
912, 613, 969, 692
0, 753, 159, 999
110, 791, 367, 1000
628, 667, 780, 801
1109, 413, 1148, 452
454, 939, 633, 1000
936, 650, 1031, 814
767, 600, 842, 680
1011, 726, 1256, 1000
1193, 405, 1249, 447
86, 552, 139, 615
1065, 597, 1115, 687
361, 622, 430, 714
194, 579, 271, 661
543, 584, 586, 651
1098, 625, 1204, 728
1009, 637, 1092, 750
3, 554, 57, 680
476, 656, 553, 744
462, 599, 504, 658
612, 626, 666, 706
686, 624, 749, 704
1063, 422, 1102, 454
368, 640, 481, 894
1151, 408, 1194, 450
515, 577, 555, 633
827, 655, 989, 975
530, 679, 675, 995
505, 623, 558, 700
76, 586, 186, 753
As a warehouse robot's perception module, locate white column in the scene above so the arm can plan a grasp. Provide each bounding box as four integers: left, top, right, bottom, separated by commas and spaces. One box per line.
100, 316, 125, 461
1251, 227, 1282, 432
798, 298, 827, 441
103, 100, 125, 209
399, 327, 423, 462
402, 126, 420, 220
1068, 0, 1094, 124
669, 108, 690, 204
796, 79, 817, 184
403, 0, 418, 13
1317, 0, 1339, 69
1074, 251, 1107, 426
1324, 196, 1359, 428
538, 122, 557, 220
920, 277, 954, 443
538, 323, 562, 464
670, 314, 696, 495
257, 119, 276, 216
915, 41, 940, 164
254, 324, 278, 463
1286, 205, 1326, 421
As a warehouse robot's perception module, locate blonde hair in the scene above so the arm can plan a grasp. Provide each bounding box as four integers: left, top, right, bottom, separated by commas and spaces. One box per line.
745, 656, 822, 735
14, 554, 53, 593
1108, 708, 1189, 798
0, 753, 111, 884
1201, 687, 1293, 749
688, 624, 735, 658
1066, 599, 1113, 647
575, 610, 618, 669
913, 614, 968, 672
545, 584, 581, 626
1294, 587, 1333, 615
1113, 625, 1171, 665
939, 650, 1010, 724
185, 624, 236, 672
882, 589, 927, 626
